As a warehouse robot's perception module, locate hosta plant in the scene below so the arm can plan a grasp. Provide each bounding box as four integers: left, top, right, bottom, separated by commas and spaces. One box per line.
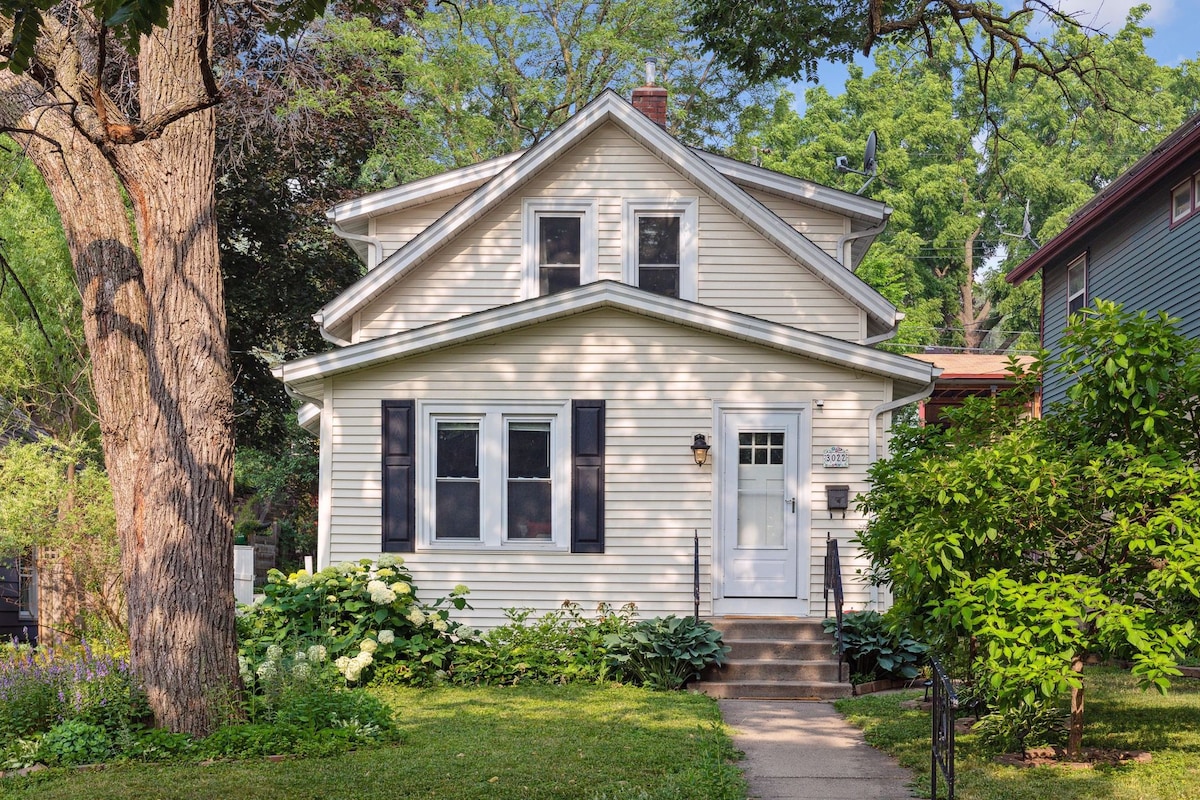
605, 615, 729, 690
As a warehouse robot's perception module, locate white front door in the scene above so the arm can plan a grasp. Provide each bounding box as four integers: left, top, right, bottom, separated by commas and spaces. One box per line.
718, 410, 808, 603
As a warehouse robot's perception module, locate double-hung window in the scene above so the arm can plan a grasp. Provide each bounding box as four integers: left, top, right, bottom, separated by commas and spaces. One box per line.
623, 199, 698, 300
423, 402, 569, 547
523, 200, 597, 298
1172, 178, 1194, 225
1066, 254, 1087, 318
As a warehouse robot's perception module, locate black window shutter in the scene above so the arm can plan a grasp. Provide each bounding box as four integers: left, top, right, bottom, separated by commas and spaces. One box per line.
381, 400, 416, 553
571, 400, 605, 553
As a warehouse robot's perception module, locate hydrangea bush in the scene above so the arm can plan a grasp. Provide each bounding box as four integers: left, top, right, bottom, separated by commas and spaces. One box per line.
237, 555, 471, 687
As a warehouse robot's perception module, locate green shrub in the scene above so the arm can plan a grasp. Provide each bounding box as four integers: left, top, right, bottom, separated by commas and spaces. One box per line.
272, 687, 396, 738
605, 615, 729, 690
237, 555, 470, 687
974, 701, 1069, 756
38, 719, 113, 766
447, 602, 636, 686
823, 610, 926, 683
120, 727, 197, 762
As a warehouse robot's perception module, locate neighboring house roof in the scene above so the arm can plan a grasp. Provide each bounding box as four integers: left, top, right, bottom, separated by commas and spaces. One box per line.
277, 280, 938, 400
1009, 111, 1200, 285
315, 89, 899, 339
908, 353, 1035, 379
0, 398, 51, 448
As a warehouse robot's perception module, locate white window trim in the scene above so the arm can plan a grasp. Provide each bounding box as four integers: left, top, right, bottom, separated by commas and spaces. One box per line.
419, 400, 571, 549
1171, 179, 1193, 224
522, 199, 598, 299
622, 198, 699, 301
1066, 253, 1087, 316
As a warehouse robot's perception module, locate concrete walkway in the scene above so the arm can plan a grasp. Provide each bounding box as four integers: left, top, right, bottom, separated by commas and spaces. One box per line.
719, 699, 919, 800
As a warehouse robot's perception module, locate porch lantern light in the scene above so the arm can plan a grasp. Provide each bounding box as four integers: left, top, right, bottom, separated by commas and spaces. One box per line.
690, 433, 711, 467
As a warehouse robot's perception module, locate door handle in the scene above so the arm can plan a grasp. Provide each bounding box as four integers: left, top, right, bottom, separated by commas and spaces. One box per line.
788, 498, 796, 513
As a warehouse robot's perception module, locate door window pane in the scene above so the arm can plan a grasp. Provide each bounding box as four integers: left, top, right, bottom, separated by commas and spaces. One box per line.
507, 422, 552, 540
737, 430, 786, 548
436, 422, 480, 539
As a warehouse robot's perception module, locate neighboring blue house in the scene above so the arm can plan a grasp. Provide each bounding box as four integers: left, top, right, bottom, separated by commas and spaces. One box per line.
1008, 112, 1200, 407
0, 401, 43, 643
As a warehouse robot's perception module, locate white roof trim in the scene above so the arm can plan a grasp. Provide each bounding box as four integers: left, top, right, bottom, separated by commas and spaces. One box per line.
277, 282, 935, 394
326, 152, 524, 225
694, 151, 891, 224
296, 402, 321, 436
316, 90, 898, 336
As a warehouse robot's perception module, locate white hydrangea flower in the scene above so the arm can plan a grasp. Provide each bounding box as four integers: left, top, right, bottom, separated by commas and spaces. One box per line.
368, 580, 397, 605
335, 656, 351, 674
391, 581, 411, 596
266, 644, 283, 661
336, 561, 357, 574
377, 554, 404, 569
378, 629, 395, 645
452, 584, 471, 596
293, 650, 308, 662
375, 568, 396, 578
289, 570, 314, 588
256, 660, 278, 679
359, 638, 378, 654
407, 608, 426, 626
307, 645, 328, 662
291, 661, 312, 680
432, 618, 448, 633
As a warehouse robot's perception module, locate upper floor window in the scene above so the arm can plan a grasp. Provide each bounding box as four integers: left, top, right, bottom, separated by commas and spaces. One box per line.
623, 199, 698, 300
523, 200, 596, 299
1067, 254, 1087, 318
1172, 178, 1195, 225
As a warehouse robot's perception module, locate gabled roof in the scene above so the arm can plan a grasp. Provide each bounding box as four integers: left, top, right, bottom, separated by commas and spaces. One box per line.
1009, 111, 1200, 285
277, 281, 937, 399
314, 89, 899, 339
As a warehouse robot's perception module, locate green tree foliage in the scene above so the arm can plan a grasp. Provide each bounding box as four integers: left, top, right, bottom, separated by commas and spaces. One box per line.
0, 138, 93, 443
732, 11, 1190, 354
860, 302, 1200, 754
0, 441, 121, 636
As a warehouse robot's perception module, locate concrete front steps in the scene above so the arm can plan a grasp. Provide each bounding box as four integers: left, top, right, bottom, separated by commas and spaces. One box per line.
694, 617, 851, 700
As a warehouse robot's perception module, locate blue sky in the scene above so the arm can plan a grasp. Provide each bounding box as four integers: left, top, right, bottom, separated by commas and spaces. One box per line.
790, 0, 1199, 113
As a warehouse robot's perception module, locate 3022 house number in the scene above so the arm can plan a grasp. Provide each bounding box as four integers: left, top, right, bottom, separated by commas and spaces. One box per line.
823, 446, 849, 469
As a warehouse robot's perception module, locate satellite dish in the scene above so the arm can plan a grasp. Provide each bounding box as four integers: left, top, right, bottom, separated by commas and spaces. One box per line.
863, 131, 878, 175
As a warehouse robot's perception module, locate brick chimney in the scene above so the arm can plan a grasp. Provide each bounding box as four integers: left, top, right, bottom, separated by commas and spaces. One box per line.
631, 58, 668, 128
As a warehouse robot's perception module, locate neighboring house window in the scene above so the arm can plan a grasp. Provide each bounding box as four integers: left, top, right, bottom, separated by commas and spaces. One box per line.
1171, 179, 1193, 224
17, 552, 35, 621
623, 199, 698, 301
422, 402, 570, 547
523, 200, 597, 299
1067, 254, 1087, 317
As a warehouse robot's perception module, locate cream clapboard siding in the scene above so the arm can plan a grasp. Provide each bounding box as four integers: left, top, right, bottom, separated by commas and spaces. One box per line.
369, 193, 467, 267
324, 307, 884, 628
353, 122, 866, 343
742, 188, 850, 263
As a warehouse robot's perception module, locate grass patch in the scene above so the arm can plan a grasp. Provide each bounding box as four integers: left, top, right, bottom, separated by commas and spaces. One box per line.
835, 667, 1200, 800
0, 685, 745, 800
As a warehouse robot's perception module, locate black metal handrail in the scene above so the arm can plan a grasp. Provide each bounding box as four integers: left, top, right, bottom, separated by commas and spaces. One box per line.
823, 535, 845, 680
930, 657, 960, 800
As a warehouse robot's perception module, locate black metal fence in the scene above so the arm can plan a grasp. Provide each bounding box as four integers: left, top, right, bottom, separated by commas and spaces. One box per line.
930, 657, 959, 800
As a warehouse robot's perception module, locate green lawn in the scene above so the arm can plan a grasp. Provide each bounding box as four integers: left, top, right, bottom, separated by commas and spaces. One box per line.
835, 668, 1200, 800
0, 685, 745, 800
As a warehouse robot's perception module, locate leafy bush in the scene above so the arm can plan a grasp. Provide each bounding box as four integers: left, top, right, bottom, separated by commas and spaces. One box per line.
974, 702, 1069, 756
605, 616, 729, 690
822, 611, 926, 683
272, 687, 395, 736
237, 555, 469, 687
0, 639, 149, 739
38, 719, 113, 766
446, 602, 636, 686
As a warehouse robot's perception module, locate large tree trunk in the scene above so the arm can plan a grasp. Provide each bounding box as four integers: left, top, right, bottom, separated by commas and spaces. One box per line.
0, 1, 238, 734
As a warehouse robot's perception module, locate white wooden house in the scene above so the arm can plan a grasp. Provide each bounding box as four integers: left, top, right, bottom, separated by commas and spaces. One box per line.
275, 87, 939, 629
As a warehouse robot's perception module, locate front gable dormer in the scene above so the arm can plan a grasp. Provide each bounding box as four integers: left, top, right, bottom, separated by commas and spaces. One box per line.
318, 90, 898, 346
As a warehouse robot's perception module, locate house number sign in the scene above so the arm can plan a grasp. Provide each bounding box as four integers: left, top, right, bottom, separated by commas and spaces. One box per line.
823, 446, 849, 469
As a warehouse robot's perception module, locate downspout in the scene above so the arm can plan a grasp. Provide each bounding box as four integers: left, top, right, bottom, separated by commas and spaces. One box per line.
838, 219, 888, 271
868, 380, 936, 463
313, 312, 352, 347
861, 311, 904, 346
330, 219, 384, 268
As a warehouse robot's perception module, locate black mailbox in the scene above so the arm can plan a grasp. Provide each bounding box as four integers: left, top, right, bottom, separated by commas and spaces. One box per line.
826, 485, 850, 511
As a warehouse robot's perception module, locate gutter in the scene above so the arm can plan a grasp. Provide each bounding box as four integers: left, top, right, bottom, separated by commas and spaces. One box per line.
312, 312, 352, 348
867, 380, 937, 462
861, 312, 904, 346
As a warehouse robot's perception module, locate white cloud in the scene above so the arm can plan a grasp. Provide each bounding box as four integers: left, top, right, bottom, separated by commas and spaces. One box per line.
1057, 0, 1176, 32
